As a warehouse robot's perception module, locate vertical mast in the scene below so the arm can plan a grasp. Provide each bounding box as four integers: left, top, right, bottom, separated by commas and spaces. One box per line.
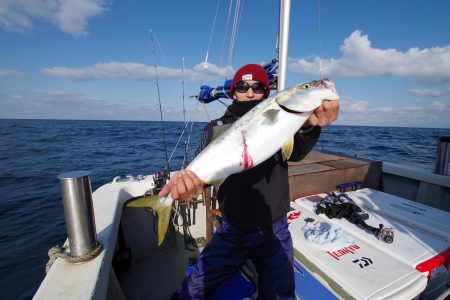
278, 0, 291, 92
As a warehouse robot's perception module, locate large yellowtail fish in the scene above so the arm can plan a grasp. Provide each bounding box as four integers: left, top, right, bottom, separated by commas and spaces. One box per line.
127, 79, 339, 245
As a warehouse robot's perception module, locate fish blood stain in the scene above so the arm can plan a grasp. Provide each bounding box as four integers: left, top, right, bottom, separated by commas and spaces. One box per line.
240, 131, 254, 169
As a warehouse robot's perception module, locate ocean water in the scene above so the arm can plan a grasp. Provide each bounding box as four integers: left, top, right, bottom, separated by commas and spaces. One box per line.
0, 119, 449, 299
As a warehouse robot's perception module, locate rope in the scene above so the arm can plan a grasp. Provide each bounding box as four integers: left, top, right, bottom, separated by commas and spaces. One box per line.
204, 0, 222, 66
219, 0, 234, 68
172, 201, 185, 229
317, 0, 323, 79
230, 0, 245, 72
202, 103, 211, 122
46, 242, 103, 273
225, 0, 243, 79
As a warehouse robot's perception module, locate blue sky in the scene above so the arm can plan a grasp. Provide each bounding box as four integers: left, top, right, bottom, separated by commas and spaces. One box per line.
1, 0, 450, 128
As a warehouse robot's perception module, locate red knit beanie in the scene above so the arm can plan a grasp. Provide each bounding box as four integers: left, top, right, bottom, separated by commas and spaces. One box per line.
230, 64, 270, 96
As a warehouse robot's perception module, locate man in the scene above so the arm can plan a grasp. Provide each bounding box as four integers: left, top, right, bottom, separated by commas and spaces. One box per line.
162, 64, 339, 299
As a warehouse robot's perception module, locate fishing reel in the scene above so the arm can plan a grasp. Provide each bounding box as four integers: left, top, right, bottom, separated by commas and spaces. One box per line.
316, 192, 394, 244
375, 224, 394, 244
152, 171, 170, 195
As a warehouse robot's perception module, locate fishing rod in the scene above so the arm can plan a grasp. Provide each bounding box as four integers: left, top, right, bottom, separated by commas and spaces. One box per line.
181, 58, 190, 169
150, 29, 170, 186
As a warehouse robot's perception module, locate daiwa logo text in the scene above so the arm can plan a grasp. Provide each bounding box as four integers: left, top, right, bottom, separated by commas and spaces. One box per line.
327, 244, 361, 260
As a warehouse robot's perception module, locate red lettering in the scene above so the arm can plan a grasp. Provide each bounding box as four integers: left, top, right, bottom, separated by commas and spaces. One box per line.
288, 211, 301, 220
326, 244, 361, 261
327, 251, 340, 260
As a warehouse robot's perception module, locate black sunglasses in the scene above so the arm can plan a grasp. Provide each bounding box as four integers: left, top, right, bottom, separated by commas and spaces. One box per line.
234, 81, 267, 94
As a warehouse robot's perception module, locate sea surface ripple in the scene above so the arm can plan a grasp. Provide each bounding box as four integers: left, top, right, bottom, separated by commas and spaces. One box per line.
0, 119, 448, 299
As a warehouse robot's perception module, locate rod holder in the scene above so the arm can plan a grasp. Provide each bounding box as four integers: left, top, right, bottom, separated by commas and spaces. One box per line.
434, 136, 450, 176
58, 171, 98, 257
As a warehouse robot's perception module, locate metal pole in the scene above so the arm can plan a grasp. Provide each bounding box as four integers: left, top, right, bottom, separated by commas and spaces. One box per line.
434, 136, 450, 175
204, 187, 213, 243
278, 0, 291, 92
58, 171, 98, 257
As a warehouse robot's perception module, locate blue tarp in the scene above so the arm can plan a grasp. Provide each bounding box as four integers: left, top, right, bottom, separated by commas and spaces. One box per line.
196, 59, 278, 103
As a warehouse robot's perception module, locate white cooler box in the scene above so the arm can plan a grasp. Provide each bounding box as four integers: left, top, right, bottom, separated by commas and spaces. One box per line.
288, 188, 450, 300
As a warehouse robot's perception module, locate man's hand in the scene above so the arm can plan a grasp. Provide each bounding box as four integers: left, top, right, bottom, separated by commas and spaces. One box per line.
158, 170, 204, 201
308, 100, 339, 126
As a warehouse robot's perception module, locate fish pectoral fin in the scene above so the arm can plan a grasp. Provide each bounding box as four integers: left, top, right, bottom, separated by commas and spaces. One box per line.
281, 137, 294, 161
126, 194, 174, 246
263, 108, 279, 122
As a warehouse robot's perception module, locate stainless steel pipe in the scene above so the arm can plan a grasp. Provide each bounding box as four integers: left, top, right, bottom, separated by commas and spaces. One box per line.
58, 171, 98, 257
434, 136, 450, 176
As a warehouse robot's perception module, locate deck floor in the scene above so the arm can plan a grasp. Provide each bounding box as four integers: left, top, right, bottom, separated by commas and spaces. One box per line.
115, 150, 382, 298
117, 204, 206, 299
117, 209, 193, 299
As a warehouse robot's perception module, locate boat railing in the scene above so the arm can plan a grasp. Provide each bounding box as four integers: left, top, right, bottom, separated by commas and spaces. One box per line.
435, 136, 450, 176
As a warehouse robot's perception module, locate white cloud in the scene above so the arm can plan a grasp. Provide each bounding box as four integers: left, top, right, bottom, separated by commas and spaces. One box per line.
0, 69, 28, 78
43, 62, 157, 80
193, 62, 234, 79
410, 88, 442, 97
370, 106, 395, 113
43, 61, 229, 82
339, 96, 368, 113
290, 30, 450, 83
0, 90, 220, 121
368, 99, 450, 114
431, 100, 447, 111
335, 95, 450, 128
0, 90, 159, 120
0, 0, 108, 37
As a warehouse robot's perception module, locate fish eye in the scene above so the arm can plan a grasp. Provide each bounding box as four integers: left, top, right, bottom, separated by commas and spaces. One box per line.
303, 83, 310, 88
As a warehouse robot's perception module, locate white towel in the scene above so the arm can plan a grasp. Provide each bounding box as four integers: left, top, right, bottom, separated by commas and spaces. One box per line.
302, 221, 355, 251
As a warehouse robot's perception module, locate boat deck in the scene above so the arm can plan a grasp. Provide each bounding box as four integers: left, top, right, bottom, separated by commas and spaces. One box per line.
114, 151, 450, 300
288, 150, 382, 199
117, 203, 206, 300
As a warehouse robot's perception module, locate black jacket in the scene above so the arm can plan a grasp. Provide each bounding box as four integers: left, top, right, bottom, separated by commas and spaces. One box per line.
196, 107, 321, 229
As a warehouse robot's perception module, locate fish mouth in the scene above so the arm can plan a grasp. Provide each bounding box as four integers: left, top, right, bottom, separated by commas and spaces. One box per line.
314, 78, 338, 95
278, 103, 309, 114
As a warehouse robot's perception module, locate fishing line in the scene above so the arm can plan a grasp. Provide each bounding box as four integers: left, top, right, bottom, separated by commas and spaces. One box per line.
152, 29, 168, 67
202, 102, 212, 122
168, 122, 189, 165
167, 125, 197, 169
181, 57, 191, 168
167, 101, 198, 166
183, 116, 198, 167
216, 98, 230, 108
167, 100, 201, 168
317, 0, 323, 79
183, 121, 195, 168
182, 58, 186, 125
150, 29, 170, 175
316, 0, 327, 151
167, 102, 199, 166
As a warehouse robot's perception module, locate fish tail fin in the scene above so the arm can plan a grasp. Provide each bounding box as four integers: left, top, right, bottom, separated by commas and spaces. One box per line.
126, 194, 174, 246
